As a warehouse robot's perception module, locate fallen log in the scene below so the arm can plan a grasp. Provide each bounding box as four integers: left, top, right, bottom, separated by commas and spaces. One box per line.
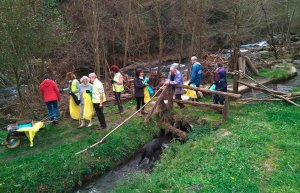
174, 84, 241, 99
161, 122, 187, 141
238, 80, 288, 95
237, 98, 282, 104
245, 56, 259, 75
271, 94, 299, 107
237, 96, 300, 104
173, 99, 223, 109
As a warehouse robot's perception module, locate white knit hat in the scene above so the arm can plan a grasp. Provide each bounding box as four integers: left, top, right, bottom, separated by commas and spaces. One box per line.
80, 76, 90, 83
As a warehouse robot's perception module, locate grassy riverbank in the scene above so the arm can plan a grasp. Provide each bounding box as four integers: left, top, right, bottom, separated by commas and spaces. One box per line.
115, 100, 300, 193
0, 100, 160, 192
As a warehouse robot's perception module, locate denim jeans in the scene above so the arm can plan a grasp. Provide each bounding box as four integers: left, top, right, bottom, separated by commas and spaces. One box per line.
45, 100, 59, 121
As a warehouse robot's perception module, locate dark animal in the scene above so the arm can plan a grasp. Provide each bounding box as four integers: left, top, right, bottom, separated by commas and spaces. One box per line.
138, 138, 168, 166
173, 120, 193, 132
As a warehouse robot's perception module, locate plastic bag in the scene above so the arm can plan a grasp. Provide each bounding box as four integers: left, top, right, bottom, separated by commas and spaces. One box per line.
70, 97, 80, 120
17, 122, 44, 147
147, 85, 154, 96
144, 87, 151, 103
82, 92, 94, 121
209, 84, 216, 91
185, 84, 197, 99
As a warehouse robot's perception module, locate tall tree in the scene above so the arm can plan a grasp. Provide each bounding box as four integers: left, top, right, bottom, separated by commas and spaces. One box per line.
0, 0, 67, 114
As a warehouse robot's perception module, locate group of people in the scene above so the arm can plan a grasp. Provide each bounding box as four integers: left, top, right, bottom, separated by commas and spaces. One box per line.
165, 56, 227, 108
40, 72, 109, 129
39, 56, 227, 129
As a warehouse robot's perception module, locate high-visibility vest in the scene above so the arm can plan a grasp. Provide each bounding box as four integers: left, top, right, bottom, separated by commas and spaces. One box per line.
112, 72, 124, 92
71, 79, 79, 97
92, 79, 106, 103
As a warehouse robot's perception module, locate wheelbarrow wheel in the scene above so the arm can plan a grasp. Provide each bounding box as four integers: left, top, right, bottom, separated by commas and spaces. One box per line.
6, 136, 21, 149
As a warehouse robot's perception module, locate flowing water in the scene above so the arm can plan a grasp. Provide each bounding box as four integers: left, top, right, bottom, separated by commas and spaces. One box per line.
243, 60, 300, 98
74, 60, 300, 193
74, 136, 171, 193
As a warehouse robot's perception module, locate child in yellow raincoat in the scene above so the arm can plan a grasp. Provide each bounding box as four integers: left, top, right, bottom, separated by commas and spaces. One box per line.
78, 76, 94, 128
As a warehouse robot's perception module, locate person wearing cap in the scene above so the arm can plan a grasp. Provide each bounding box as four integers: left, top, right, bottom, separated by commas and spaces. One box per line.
78, 76, 94, 128
166, 65, 185, 109
40, 74, 61, 124
88, 73, 107, 130
110, 65, 124, 114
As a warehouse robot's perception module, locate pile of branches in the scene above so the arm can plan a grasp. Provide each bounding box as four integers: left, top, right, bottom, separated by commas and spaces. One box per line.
235, 71, 300, 107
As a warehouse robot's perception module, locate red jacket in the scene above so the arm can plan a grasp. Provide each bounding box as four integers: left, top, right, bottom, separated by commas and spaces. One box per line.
40, 79, 61, 102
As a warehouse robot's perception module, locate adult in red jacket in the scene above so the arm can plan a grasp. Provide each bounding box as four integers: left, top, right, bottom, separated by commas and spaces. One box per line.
40, 74, 61, 122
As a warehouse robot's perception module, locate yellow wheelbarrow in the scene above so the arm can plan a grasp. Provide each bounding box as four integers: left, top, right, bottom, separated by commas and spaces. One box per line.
1, 121, 45, 149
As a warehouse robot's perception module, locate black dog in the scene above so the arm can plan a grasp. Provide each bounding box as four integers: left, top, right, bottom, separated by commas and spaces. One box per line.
138, 138, 168, 166
173, 120, 193, 132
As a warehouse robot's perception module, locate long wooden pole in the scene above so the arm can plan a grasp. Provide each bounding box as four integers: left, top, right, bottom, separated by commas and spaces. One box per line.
174, 84, 241, 99
172, 99, 224, 109
75, 82, 167, 155
238, 80, 288, 96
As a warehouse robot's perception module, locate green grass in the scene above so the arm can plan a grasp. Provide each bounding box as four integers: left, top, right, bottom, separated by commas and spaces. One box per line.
114, 100, 300, 193
259, 64, 291, 79
0, 100, 160, 192
292, 86, 300, 93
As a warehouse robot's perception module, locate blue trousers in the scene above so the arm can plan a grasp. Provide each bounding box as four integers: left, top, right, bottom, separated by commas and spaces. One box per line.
45, 100, 59, 121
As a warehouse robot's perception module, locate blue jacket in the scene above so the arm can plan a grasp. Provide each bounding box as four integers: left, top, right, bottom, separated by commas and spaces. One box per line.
189, 62, 202, 86
167, 70, 184, 95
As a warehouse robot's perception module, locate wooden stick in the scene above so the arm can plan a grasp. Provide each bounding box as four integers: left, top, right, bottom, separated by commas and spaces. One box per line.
75, 82, 168, 155
172, 99, 224, 109
222, 96, 229, 121
174, 84, 241, 99
143, 85, 169, 123
238, 80, 288, 95
237, 96, 300, 104
167, 85, 174, 110
161, 122, 187, 141
271, 94, 300, 107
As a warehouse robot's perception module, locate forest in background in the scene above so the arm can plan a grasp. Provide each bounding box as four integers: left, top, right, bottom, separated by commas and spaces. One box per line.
0, 0, 300, 115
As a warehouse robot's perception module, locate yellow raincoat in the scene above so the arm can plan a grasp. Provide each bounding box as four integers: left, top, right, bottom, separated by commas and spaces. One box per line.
82, 92, 94, 121
70, 97, 80, 120
17, 122, 44, 147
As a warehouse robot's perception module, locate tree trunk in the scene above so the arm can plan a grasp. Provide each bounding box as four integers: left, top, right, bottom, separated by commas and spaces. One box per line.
260, 0, 278, 59
188, 17, 197, 80
154, 0, 163, 75
178, 0, 187, 70
123, 0, 132, 68
91, 0, 101, 76
13, 68, 25, 117
232, 4, 241, 94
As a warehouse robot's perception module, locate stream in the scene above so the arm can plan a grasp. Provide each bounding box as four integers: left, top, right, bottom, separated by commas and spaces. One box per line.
73, 60, 299, 193
243, 60, 300, 98
74, 136, 171, 193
